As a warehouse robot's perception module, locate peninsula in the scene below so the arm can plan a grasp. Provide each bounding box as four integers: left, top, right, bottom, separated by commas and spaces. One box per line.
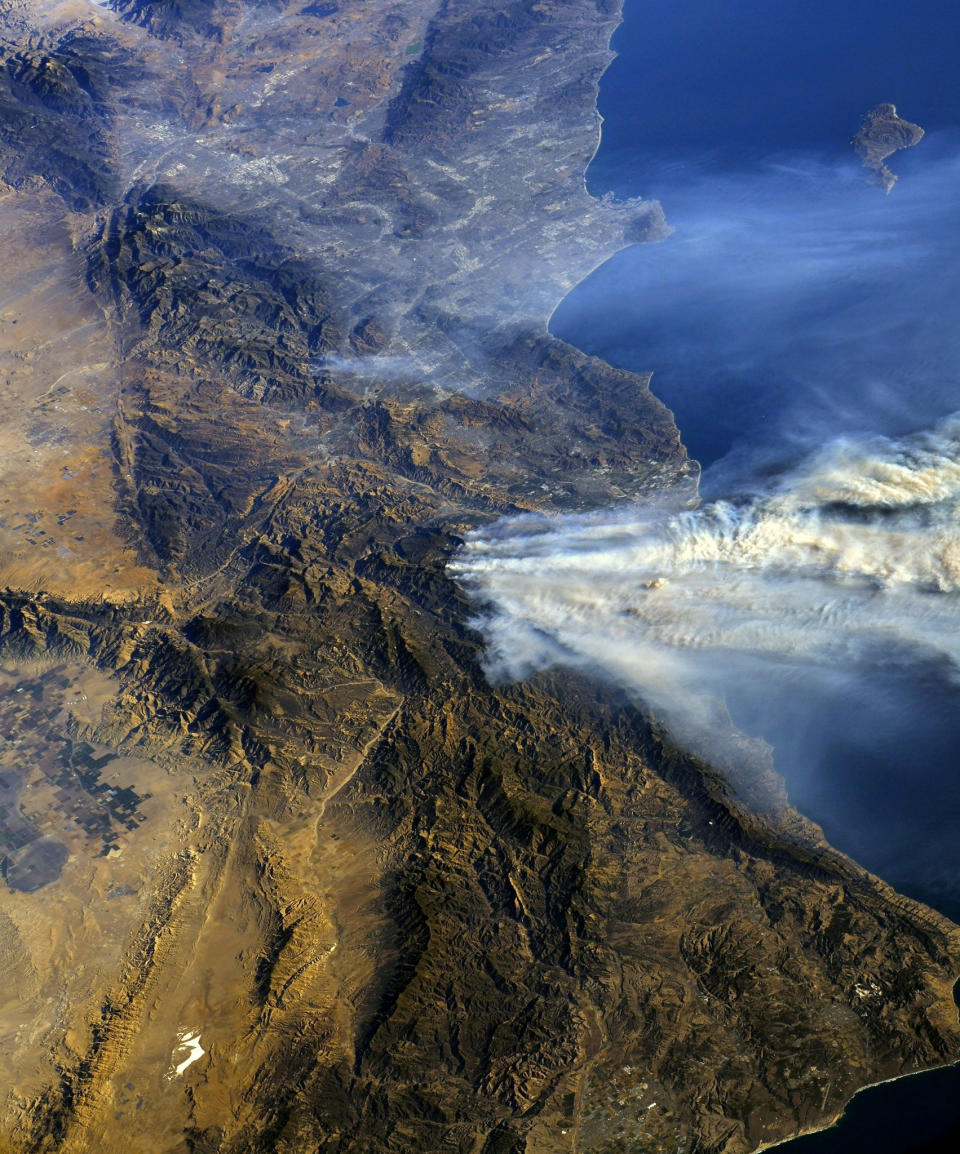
0, 2, 956, 1152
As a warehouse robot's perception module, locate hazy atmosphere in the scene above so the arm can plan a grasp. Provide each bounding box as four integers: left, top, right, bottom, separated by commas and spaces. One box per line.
452, 412, 960, 913
462, 0, 960, 921
5, 0, 960, 1149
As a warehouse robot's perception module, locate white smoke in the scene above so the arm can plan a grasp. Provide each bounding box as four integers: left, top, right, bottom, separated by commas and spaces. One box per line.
450, 415, 960, 742
313, 353, 422, 381
554, 135, 960, 482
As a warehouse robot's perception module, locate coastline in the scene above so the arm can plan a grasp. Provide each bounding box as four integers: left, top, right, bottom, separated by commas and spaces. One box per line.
1, 0, 960, 1148
551, 1, 960, 1151
543, 0, 674, 336
755, 1053, 960, 1152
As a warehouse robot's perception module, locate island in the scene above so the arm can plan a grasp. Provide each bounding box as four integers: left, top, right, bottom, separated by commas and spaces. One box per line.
0, 1, 956, 1152
853, 102, 925, 192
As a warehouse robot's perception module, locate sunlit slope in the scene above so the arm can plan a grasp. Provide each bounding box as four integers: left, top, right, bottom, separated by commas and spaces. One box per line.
0, 1, 956, 1153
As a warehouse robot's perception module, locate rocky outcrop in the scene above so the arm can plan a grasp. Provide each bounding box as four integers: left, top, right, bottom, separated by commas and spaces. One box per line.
853, 102, 924, 192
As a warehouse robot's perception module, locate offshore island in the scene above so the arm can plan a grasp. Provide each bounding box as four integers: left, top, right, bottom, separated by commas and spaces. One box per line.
0, 1, 956, 1152
853, 102, 925, 191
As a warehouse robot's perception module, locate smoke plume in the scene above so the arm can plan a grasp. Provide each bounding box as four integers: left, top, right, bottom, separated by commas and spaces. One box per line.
451, 414, 960, 769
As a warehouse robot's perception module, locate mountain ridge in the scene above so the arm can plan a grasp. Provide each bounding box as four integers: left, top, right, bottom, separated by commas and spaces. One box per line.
0, 1, 956, 1152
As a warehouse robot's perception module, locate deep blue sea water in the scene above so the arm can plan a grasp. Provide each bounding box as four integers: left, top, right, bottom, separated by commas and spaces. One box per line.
557, 1, 960, 478
550, 1, 960, 1149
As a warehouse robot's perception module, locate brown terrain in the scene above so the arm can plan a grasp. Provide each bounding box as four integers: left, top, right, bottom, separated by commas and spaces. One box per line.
0, 1, 957, 1152
853, 102, 925, 192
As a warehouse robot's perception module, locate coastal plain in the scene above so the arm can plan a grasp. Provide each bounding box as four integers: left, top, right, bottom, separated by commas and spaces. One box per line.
0, 0, 957, 1152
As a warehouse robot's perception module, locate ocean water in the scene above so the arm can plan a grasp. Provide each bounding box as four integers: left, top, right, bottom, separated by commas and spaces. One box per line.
549, 0, 960, 917
557, 0, 960, 467
545, 1, 960, 1148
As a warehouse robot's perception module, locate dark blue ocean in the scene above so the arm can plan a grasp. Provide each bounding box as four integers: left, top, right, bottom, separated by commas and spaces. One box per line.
551, 1, 960, 1149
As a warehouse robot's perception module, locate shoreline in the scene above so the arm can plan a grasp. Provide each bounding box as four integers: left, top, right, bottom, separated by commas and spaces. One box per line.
543, 0, 674, 338
555, 2, 960, 1152
755, 1054, 960, 1152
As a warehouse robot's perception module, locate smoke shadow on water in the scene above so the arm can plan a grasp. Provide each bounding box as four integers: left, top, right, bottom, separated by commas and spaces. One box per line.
544, 20, 960, 926
553, 135, 960, 488
451, 421, 960, 924
721, 657, 960, 924
546, 125, 960, 923
500, 1, 960, 1148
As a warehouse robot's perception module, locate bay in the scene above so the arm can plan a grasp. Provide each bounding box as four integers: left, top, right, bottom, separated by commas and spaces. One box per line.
550, 1, 960, 1149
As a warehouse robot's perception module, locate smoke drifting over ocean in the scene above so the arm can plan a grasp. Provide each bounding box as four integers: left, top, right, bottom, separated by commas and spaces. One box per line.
452, 416, 960, 734
452, 417, 960, 917
553, 136, 960, 482
453, 126, 960, 910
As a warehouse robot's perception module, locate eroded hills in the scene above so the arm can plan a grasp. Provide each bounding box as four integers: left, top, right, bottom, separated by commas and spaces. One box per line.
0, 2, 957, 1152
